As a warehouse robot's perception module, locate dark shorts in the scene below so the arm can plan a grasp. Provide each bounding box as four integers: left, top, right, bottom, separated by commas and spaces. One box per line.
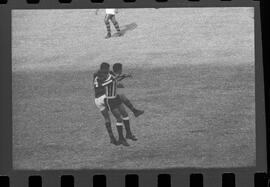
106, 95, 122, 111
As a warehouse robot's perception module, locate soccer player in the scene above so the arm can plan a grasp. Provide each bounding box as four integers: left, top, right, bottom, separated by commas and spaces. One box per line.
93, 63, 118, 145
95, 9, 122, 39
112, 63, 144, 117
93, 63, 142, 146
101, 68, 138, 146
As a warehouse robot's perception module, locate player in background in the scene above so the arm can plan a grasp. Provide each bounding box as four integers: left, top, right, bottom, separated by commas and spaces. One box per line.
95, 9, 122, 39
112, 63, 144, 118
102, 69, 138, 146
93, 63, 118, 145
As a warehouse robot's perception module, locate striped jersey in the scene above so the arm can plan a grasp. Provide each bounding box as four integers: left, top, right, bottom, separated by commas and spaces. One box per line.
102, 73, 117, 99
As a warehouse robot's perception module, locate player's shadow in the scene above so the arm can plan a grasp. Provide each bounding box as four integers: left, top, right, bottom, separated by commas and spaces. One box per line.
112, 22, 138, 37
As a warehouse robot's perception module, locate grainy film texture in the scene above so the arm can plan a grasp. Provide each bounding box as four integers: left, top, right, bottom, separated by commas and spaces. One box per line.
12, 8, 255, 170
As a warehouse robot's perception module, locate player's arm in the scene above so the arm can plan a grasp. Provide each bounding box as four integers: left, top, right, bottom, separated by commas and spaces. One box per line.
101, 75, 113, 86
117, 73, 132, 81
93, 73, 97, 82
102, 80, 112, 86
93, 73, 98, 88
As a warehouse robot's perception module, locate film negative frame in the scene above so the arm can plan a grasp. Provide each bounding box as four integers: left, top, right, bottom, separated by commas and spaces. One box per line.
0, 0, 268, 187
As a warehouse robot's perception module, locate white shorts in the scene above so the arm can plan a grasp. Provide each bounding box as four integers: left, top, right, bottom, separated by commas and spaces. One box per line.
94, 94, 107, 111
106, 9, 116, 15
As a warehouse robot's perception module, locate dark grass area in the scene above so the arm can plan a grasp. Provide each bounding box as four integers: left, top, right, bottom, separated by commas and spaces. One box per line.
12, 63, 255, 169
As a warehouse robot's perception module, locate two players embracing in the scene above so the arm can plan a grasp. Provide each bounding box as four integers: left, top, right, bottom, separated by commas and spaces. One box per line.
93, 62, 144, 146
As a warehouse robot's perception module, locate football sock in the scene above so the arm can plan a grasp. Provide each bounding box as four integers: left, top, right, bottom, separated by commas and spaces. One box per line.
105, 23, 111, 34
116, 125, 125, 140
123, 119, 132, 136
113, 22, 120, 32
105, 122, 114, 139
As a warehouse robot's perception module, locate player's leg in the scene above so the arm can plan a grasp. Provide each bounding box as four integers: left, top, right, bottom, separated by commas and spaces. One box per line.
100, 108, 118, 145
119, 94, 144, 117
110, 108, 129, 146
104, 14, 111, 38
95, 95, 118, 145
110, 15, 121, 35
118, 104, 138, 141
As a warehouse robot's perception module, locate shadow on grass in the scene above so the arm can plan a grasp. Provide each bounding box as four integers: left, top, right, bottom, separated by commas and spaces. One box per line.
112, 22, 138, 37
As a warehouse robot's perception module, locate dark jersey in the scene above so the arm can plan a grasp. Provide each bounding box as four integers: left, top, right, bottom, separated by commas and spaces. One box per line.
93, 71, 106, 98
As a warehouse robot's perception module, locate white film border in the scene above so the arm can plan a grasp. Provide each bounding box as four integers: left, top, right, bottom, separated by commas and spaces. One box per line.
0, 0, 267, 187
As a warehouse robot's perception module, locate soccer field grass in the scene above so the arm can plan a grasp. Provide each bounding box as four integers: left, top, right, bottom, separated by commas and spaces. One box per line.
12, 8, 255, 169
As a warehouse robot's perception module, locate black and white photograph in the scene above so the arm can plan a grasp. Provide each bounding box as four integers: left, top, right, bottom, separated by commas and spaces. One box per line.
12, 8, 255, 170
